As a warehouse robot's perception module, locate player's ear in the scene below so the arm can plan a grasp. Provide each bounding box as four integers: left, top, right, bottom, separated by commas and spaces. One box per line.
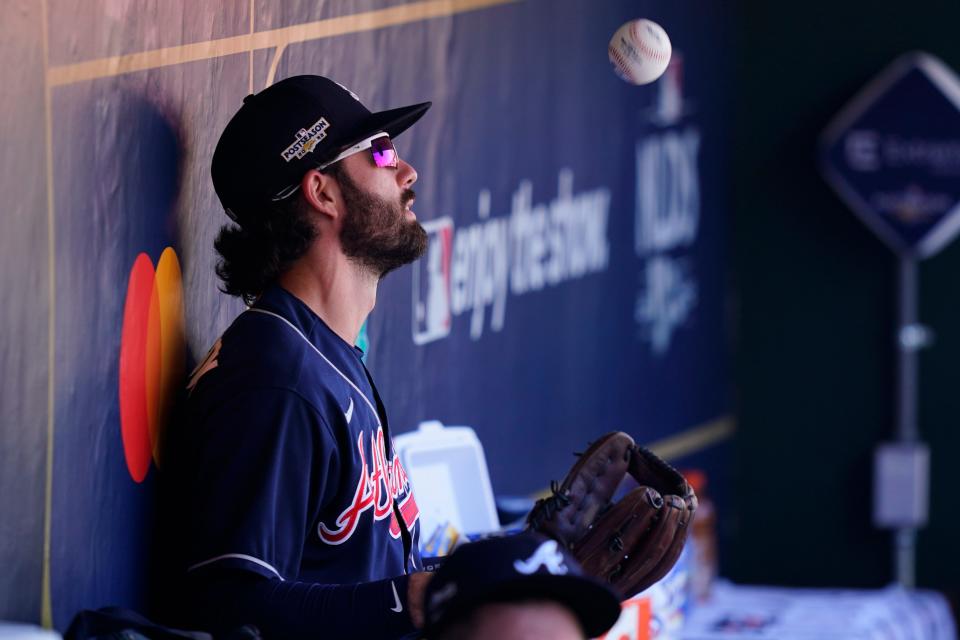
301, 168, 340, 221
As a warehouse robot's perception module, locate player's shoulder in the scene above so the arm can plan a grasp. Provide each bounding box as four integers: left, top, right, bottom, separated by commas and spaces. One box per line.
181, 311, 306, 407
220, 309, 309, 385
200, 307, 357, 405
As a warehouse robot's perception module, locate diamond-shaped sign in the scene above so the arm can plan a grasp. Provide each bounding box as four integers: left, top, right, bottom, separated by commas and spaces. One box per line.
821, 53, 960, 259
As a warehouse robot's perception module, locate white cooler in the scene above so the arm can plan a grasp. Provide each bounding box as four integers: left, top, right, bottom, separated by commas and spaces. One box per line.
393, 420, 500, 552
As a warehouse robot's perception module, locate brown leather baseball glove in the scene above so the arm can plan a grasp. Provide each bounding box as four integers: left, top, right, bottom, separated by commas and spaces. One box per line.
526, 431, 697, 598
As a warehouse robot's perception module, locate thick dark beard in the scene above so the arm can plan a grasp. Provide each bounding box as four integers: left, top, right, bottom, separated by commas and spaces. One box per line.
336, 168, 428, 278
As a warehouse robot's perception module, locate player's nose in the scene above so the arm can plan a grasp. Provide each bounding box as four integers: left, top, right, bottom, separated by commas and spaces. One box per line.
397, 159, 417, 190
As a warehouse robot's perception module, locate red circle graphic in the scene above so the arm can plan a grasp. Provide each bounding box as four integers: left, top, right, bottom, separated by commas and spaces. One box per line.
118, 253, 156, 483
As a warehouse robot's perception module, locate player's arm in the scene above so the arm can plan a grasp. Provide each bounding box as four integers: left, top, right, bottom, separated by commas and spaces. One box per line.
183, 568, 428, 638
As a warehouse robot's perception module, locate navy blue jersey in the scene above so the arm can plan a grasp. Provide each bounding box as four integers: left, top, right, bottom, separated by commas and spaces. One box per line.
171, 284, 421, 632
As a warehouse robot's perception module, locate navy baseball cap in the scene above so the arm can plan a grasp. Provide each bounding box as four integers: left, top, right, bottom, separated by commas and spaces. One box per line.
423, 533, 622, 638
211, 75, 431, 223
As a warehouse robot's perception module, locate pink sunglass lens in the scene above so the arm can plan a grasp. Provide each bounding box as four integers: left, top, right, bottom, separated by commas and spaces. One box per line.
371, 139, 398, 168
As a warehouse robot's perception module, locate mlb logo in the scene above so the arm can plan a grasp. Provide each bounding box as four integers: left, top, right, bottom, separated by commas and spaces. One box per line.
412, 217, 454, 345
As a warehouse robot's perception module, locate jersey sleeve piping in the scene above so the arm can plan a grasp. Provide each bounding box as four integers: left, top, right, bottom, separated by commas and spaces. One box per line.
188, 553, 284, 580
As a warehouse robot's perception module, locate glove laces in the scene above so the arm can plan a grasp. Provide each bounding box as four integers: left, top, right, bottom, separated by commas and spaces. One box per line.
528, 480, 571, 529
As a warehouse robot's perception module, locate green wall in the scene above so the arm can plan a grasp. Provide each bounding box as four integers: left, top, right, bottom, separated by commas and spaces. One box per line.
730, 0, 960, 598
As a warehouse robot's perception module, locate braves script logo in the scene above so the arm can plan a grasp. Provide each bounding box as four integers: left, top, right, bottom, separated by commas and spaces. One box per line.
513, 540, 568, 575
318, 427, 419, 544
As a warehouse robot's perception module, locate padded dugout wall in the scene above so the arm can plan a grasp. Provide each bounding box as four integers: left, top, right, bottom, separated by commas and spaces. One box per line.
0, 1, 732, 629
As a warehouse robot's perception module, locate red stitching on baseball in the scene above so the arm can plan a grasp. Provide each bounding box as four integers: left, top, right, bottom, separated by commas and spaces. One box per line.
637, 40, 668, 61
609, 47, 629, 75
609, 46, 632, 76
630, 22, 669, 61
608, 45, 639, 83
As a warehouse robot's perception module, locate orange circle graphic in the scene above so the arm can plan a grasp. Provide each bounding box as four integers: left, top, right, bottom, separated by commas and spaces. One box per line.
152, 248, 186, 467
119, 248, 185, 483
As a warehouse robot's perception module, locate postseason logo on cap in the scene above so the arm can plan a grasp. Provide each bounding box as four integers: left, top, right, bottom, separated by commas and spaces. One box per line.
281, 117, 331, 162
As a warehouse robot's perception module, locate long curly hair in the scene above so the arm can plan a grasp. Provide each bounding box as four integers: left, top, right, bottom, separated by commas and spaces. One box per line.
213, 191, 318, 305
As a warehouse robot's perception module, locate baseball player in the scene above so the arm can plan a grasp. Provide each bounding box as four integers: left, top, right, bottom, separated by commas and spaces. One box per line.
160, 75, 433, 638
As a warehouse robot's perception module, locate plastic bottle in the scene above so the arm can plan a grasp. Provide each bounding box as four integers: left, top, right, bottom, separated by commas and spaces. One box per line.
684, 469, 718, 603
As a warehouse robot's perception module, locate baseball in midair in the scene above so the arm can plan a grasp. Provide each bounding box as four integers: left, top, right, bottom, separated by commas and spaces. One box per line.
608, 19, 672, 85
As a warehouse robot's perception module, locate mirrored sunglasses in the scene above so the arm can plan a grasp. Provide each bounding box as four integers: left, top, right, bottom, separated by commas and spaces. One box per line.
318, 132, 398, 170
